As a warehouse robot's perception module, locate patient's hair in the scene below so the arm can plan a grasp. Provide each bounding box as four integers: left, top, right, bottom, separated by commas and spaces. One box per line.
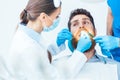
68, 8, 95, 31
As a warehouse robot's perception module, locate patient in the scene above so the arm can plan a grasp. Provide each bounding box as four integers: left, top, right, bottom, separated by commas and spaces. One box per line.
53, 8, 120, 80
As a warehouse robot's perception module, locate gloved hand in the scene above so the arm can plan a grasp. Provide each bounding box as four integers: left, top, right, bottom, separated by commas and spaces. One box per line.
101, 49, 112, 57
56, 29, 72, 46
94, 36, 119, 50
76, 35, 92, 53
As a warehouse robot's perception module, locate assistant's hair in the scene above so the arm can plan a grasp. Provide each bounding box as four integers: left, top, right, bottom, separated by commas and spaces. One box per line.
68, 8, 95, 31
20, 0, 61, 25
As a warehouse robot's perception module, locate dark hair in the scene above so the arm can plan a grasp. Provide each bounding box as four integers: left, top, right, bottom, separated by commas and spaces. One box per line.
68, 8, 95, 31
20, 0, 61, 25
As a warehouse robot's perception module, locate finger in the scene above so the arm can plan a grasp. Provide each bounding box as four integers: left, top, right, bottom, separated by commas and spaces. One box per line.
57, 34, 72, 40
94, 39, 103, 43
59, 31, 72, 37
58, 30, 70, 36
63, 34, 72, 40
99, 43, 109, 50
58, 30, 71, 36
99, 43, 104, 48
93, 36, 104, 41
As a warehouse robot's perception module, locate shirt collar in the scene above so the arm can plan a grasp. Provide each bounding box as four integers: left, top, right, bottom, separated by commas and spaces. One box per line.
18, 24, 40, 43
88, 51, 107, 64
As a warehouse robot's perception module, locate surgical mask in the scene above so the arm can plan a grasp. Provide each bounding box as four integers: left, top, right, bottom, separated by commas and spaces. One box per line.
43, 17, 60, 32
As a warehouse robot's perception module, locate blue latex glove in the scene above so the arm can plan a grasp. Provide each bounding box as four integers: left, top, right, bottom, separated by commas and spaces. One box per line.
94, 36, 119, 50
56, 29, 72, 46
101, 49, 112, 57
76, 35, 92, 53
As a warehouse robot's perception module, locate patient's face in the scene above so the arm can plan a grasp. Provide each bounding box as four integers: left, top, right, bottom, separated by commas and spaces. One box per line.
70, 14, 96, 52
70, 14, 95, 35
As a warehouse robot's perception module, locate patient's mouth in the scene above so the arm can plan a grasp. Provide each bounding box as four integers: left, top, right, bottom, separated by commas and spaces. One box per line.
71, 27, 96, 52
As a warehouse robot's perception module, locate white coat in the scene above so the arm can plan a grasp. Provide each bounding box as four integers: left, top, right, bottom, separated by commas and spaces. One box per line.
1, 24, 88, 80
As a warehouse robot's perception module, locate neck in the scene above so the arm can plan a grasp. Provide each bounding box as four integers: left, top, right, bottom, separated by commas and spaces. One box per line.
84, 49, 95, 61
27, 20, 43, 33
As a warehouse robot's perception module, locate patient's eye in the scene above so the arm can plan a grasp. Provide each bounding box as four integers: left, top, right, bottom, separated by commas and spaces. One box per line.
72, 22, 79, 27
82, 21, 90, 25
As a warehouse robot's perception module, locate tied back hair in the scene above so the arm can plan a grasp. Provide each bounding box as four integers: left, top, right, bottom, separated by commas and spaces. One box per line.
20, 9, 29, 25
20, 0, 61, 25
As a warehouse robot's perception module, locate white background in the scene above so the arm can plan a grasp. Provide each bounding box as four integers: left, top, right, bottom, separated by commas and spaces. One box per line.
0, 0, 107, 55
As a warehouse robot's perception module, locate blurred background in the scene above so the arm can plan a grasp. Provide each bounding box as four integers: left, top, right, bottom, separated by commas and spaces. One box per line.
0, 0, 107, 55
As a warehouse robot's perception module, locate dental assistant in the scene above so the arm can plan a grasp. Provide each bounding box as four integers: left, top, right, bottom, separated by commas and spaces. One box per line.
94, 0, 120, 62
4, 0, 92, 80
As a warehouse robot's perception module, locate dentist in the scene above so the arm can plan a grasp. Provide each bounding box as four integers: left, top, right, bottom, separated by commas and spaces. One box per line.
5, 0, 92, 80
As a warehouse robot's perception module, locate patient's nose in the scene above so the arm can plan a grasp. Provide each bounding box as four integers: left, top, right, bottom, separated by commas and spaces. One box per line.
79, 26, 84, 29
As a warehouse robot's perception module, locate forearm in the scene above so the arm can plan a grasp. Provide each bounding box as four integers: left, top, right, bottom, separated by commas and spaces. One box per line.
107, 7, 113, 35
48, 43, 66, 56
64, 50, 87, 78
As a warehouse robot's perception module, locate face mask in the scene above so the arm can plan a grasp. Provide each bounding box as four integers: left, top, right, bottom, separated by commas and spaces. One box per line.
43, 17, 60, 32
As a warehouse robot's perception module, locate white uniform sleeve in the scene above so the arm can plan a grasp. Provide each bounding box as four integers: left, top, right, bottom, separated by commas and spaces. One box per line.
8, 46, 62, 80
48, 43, 66, 55
52, 49, 87, 79
65, 50, 87, 78
22, 46, 87, 80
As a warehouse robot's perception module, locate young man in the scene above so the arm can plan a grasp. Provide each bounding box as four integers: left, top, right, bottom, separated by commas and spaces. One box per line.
55, 8, 120, 80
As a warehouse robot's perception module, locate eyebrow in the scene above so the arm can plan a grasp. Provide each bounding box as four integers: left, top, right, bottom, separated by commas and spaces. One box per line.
71, 18, 90, 23
82, 18, 90, 21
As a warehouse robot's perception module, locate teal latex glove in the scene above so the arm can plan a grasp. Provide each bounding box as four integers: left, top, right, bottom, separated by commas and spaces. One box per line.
56, 29, 72, 46
101, 49, 112, 57
76, 35, 92, 53
94, 36, 119, 50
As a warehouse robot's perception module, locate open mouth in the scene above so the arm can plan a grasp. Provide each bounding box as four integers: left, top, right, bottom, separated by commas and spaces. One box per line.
71, 27, 96, 52
73, 28, 94, 41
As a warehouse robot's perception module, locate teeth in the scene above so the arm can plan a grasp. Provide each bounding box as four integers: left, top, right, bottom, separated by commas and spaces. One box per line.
80, 31, 89, 39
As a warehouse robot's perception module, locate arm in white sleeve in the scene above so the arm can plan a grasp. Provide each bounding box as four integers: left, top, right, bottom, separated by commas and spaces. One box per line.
64, 50, 87, 78
48, 43, 66, 56
9, 46, 62, 80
